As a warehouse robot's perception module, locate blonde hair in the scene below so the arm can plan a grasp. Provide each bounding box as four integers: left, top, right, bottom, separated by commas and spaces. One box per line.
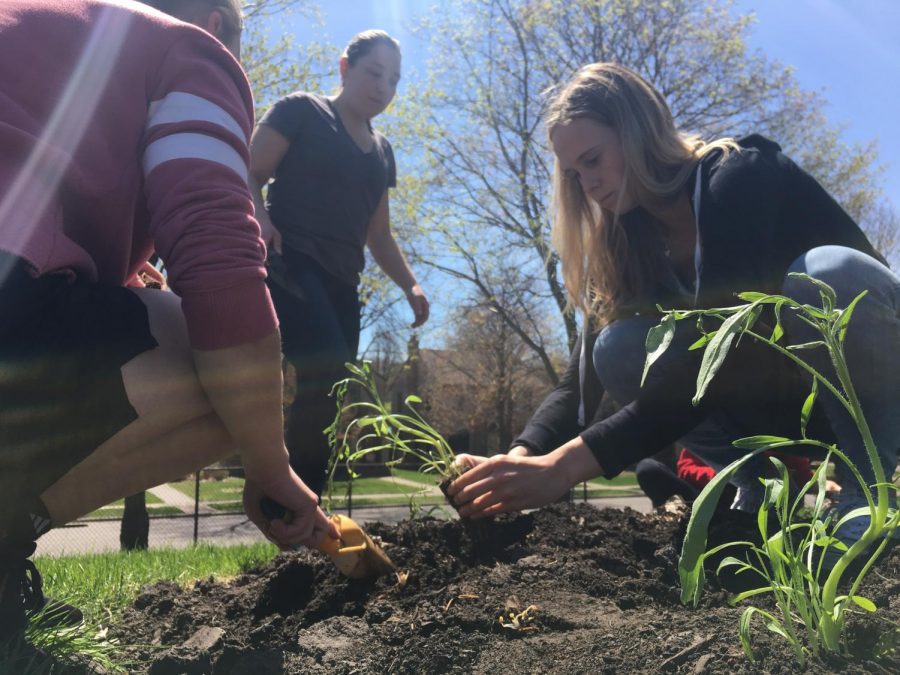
545, 63, 737, 328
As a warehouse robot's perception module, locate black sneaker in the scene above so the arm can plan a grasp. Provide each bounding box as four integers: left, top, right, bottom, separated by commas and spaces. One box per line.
0, 539, 40, 643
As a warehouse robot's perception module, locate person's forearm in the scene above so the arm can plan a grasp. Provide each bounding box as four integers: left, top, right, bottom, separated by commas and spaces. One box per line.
368, 230, 418, 291
248, 175, 275, 231
547, 437, 604, 486
192, 330, 288, 483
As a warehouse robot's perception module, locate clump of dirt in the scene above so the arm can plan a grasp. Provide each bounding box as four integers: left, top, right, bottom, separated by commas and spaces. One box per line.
111, 503, 900, 674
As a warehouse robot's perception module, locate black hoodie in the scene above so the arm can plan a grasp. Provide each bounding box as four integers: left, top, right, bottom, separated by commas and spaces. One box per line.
513, 135, 884, 477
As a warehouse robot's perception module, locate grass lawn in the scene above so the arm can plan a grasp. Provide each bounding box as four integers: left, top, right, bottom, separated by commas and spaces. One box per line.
386, 467, 442, 484
329, 476, 440, 496
582, 488, 643, 498
585, 471, 638, 487
83, 505, 183, 520
328, 494, 451, 509
205, 501, 244, 513
83, 492, 178, 520
170, 477, 244, 502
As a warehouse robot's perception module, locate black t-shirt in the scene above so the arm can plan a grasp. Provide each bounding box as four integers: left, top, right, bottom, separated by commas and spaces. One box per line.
259, 92, 396, 285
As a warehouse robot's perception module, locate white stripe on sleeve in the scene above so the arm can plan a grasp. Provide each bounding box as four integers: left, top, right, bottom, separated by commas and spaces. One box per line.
147, 91, 247, 142
143, 133, 248, 182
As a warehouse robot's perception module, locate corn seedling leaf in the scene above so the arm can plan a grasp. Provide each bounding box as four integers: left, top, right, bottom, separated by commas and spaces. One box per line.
770, 299, 786, 343
786, 341, 827, 351
800, 379, 818, 439
641, 314, 677, 387
717, 556, 755, 575
834, 505, 876, 534
813, 459, 829, 517
693, 303, 760, 404
814, 536, 848, 551
732, 435, 791, 451
788, 272, 837, 312
837, 291, 867, 343
846, 595, 877, 612
737, 291, 777, 303
764, 618, 791, 641
762, 477, 785, 512
739, 606, 774, 661
688, 333, 714, 351
679, 448, 767, 606
732, 586, 778, 604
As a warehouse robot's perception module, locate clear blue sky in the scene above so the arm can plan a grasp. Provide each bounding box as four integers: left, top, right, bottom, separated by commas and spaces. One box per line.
291, 0, 900, 213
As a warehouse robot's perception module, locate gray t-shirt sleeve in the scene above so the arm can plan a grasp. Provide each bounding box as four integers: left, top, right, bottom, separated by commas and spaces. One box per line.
258, 94, 309, 142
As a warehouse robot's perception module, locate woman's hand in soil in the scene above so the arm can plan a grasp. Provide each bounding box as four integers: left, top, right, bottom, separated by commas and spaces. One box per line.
448, 453, 569, 518
449, 440, 603, 518
244, 474, 338, 550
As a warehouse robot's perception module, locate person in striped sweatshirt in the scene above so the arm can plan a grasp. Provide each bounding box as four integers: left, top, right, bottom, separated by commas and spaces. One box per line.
0, 0, 337, 642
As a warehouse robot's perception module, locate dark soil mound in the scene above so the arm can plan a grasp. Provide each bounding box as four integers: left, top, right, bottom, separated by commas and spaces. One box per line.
111, 503, 900, 674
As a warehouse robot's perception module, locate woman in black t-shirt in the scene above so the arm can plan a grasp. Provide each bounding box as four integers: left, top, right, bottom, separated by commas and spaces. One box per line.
249, 30, 429, 496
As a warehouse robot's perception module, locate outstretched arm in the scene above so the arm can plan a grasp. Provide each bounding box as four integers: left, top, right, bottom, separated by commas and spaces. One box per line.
366, 191, 429, 327
192, 331, 338, 547
448, 437, 603, 518
248, 124, 291, 255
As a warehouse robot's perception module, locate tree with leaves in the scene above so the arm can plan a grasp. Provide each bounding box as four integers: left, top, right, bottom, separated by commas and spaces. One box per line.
402, 0, 896, 375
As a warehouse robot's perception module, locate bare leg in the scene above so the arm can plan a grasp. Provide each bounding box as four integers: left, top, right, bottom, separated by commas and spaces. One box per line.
40, 288, 233, 526
43, 413, 231, 524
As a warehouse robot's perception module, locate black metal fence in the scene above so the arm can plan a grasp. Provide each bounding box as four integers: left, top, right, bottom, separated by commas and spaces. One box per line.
35, 463, 627, 558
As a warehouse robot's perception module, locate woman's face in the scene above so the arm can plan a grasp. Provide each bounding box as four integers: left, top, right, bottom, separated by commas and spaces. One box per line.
551, 118, 634, 214
341, 43, 401, 119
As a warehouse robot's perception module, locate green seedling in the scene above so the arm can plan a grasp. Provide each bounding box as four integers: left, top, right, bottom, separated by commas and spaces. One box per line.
498, 605, 539, 632
645, 273, 899, 664
325, 361, 461, 506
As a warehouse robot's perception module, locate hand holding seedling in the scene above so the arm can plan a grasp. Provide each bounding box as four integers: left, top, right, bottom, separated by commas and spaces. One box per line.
449, 439, 601, 518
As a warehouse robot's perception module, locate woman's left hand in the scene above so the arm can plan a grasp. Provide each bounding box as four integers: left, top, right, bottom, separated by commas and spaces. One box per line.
405, 284, 430, 327
447, 452, 571, 519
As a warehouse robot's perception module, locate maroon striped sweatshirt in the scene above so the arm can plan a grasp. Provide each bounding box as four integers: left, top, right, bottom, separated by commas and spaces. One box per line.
0, 0, 277, 349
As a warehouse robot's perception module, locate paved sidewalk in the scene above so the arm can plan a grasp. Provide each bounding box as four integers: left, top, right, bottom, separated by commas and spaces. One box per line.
148, 484, 218, 514
34, 496, 653, 557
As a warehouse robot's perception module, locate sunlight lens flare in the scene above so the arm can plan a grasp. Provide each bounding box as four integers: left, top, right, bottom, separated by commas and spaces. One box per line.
0, 7, 132, 286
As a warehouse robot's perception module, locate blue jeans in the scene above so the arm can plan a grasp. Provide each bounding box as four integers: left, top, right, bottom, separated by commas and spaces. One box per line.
594, 246, 900, 491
